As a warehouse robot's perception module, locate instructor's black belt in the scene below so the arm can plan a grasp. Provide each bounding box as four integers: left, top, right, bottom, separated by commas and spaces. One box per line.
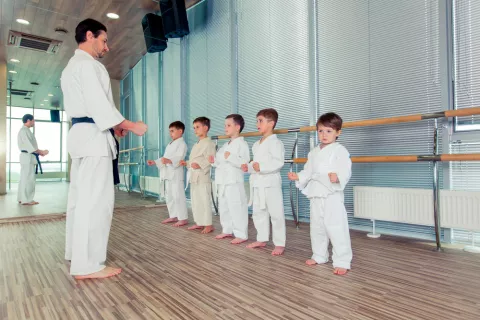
71, 117, 120, 185
21, 150, 43, 174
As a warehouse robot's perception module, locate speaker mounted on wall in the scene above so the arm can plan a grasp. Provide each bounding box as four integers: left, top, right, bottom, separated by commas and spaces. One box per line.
142, 13, 168, 53
159, 0, 190, 38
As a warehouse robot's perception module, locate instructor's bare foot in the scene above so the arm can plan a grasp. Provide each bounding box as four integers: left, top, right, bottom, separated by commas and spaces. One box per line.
272, 246, 285, 256
333, 267, 348, 275
22, 201, 39, 206
215, 233, 233, 239
74, 267, 122, 280
246, 241, 267, 249
306, 259, 318, 266
162, 217, 178, 224
231, 238, 248, 245
187, 224, 204, 230
201, 225, 214, 234
173, 219, 188, 227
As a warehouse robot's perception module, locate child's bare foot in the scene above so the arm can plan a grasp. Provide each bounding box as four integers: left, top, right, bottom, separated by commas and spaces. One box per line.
271, 246, 285, 256
187, 225, 203, 230
201, 225, 214, 234
74, 267, 122, 280
161, 217, 178, 224
231, 238, 248, 245
215, 233, 233, 239
246, 241, 267, 249
333, 267, 348, 275
22, 201, 39, 206
306, 259, 318, 266
173, 219, 188, 227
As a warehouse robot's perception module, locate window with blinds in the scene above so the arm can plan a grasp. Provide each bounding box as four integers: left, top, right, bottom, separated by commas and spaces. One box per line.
184, 0, 233, 148
237, 0, 310, 218
453, 0, 480, 131
316, 0, 443, 237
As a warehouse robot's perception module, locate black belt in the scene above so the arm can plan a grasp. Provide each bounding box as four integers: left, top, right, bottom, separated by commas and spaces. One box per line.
71, 117, 120, 185
21, 150, 43, 174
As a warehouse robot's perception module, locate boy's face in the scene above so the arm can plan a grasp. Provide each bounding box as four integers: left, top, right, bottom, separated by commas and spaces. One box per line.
317, 124, 340, 145
224, 118, 240, 137
256, 116, 274, 135
193, 121, 209, 138
169, 127, 183, 140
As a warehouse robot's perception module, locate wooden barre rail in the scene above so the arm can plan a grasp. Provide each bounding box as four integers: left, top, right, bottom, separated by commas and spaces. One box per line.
119, 146, 144, 153
287, 153, 480, 164
212, 107, 480, 140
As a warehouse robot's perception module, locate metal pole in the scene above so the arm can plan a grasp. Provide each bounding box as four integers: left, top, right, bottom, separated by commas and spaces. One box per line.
8, 81, 12, 190
433, 119, 442, 251
295, 132, 299, 227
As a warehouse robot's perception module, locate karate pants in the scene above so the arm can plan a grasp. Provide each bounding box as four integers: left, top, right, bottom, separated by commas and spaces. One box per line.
18, 163, 36, 204
252, 187, 286, 247
164, 180, 188, 220
218, 183, 248, 239
310, 195, 352, 269
191, 182, 213, 226
65, 156, 114, 275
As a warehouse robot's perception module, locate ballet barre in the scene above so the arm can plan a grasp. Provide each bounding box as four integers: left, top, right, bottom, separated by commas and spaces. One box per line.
211, 106, 480, 251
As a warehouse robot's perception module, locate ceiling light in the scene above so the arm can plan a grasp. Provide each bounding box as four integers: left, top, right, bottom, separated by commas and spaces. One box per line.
48, 94, 54, 97
10, 59, 20, 63
6, 95, 10, 98
40, 104, 44, 106
8, 70, 17, 74
44, 99, 48, 102
106, 13, 119, 19
16, 19, 30, 25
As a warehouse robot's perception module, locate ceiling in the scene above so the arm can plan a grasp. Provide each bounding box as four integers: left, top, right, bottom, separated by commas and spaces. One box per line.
0, 0, 201, 110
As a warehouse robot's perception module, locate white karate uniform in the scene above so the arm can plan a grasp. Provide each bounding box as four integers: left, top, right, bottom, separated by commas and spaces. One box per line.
155, 137, 188, 220
296, 142, 352, 269
213, 137, 250, 239
17, 126, 38, 204
248, 134, 286, 246
61, 49, 125, 276
186, 137, 216, 226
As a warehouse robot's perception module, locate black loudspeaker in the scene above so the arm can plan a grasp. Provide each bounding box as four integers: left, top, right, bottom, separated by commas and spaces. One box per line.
160, 0, 190, 38
50, 110, 60, 123
142, 13, 168, 53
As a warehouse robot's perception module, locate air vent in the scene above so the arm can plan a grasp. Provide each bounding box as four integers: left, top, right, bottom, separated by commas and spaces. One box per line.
8, 30, 62, 54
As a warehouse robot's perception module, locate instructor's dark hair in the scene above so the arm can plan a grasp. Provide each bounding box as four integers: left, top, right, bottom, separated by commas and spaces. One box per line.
75, 19, 107, 44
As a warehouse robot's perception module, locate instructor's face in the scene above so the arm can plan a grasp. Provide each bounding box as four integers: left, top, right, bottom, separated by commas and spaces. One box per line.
92, 31, 109, 59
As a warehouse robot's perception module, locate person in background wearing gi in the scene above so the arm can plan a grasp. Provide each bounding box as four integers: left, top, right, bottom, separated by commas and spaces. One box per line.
209, 114, 250, 244
61, 18, 148, 280
241, 108, 286, 256
17, 114, 49, 205
147, 121, 188, 227
180, 117, 216, 234
288, 112, 352, 275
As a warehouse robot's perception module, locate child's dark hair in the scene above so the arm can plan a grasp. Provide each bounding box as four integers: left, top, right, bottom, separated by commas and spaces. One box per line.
193, 117, 211, 130
317, 112, 343, 131
169, 121, 185, 133
226, 114, 245, 133
256, 108, 278, 129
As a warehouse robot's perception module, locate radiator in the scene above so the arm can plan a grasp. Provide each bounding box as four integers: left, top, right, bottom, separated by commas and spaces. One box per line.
354, 186, 480, 231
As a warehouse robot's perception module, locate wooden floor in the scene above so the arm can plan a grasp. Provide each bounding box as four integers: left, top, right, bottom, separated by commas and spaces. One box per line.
1, 207, 480, 320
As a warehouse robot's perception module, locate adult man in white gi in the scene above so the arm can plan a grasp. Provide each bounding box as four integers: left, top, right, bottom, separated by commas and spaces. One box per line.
17, 114, 49, 205
61, 18, 147, 280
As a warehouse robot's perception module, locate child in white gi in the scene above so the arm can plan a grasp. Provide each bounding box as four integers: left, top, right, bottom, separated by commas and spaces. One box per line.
209, 114, 250, 244
180, 117, 216, 234
147, 121, 188, 227
242, 108, 286, 256
288, 112, 352, 275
